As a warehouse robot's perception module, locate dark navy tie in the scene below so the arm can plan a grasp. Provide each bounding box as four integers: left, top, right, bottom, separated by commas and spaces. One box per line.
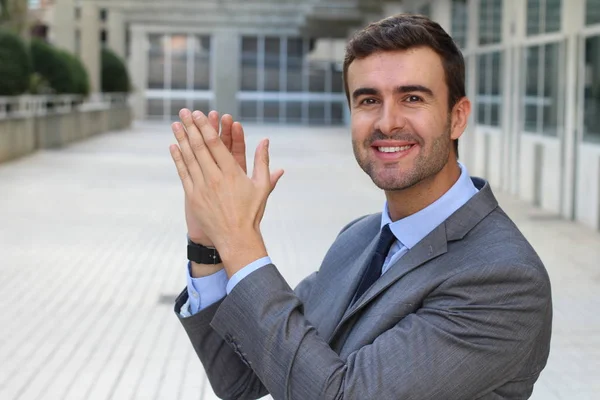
351, 224, 396, 305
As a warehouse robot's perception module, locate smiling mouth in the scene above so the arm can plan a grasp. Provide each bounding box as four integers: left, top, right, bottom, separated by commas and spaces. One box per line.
376, 145, 414, 153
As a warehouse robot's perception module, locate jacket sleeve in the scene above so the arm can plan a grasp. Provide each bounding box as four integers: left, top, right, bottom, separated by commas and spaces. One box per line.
174, 267, 320, 399
208, 262, 551, 400
174, 214, 371, 399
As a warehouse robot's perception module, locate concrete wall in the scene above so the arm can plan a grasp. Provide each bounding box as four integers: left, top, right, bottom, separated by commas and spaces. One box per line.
0, 107, 132, 164
518, 135, 562, 213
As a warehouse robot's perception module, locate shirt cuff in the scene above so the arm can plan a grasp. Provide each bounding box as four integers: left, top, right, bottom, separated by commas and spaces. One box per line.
226, 256, 272, 294
186, 261, 228, 314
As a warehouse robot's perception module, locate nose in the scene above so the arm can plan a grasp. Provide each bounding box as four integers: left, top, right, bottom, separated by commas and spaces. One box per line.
374, 101, 406, 135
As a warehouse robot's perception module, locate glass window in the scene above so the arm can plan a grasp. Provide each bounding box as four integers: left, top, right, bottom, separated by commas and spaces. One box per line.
309, 62, 327, 93
331, 62, 343, 93
417, 4, 431, 17
476, 55, 487, 125
476, 52, 503, 127
479, 0, 502, 45
192, 100, 211, 114
193, 36, 211, 90
286, 38, 304, 92
241, 37, 258, 91
238, 36, 344, 125
588, 0, 600, 25
148, 34, 166, 89
583, 36, 600, 142
545, 0, 561, 33
170, 98, 187, 120
522, 42, 563, 136
451, 0, 468, 49
331, 102, 344, 124
286, 102, 303, 123
527, 0, 542, 35
527, 0, 562, 35
523, 46, 540, 131
240, 100, 258, 121
264, 37, 281, 92
263, 101, 280, 122
309, 102, 326, 125
542, 42, 561, 136
170, 35, 188, 90
146, 99, 164, 118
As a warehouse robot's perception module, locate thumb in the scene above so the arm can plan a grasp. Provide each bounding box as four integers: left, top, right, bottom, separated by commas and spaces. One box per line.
269, 169, 285, 193
252, 138, 271, 184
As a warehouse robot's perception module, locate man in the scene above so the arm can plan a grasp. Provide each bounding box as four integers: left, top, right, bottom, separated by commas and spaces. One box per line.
169, 14, 552, 400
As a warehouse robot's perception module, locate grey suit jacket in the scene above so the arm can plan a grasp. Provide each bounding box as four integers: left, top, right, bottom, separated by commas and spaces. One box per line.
175, 178, 552, 400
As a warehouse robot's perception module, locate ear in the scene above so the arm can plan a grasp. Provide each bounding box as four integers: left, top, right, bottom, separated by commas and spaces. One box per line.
450, 97, 471, 141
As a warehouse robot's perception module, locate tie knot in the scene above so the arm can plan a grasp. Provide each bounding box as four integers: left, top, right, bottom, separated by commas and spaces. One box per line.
375, 224, 396, 256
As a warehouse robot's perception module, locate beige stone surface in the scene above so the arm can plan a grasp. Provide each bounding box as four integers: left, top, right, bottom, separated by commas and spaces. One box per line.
0, 122, 598, 399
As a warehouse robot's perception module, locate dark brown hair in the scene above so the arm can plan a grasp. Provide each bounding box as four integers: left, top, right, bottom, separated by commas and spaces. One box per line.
343, 14, 465, 157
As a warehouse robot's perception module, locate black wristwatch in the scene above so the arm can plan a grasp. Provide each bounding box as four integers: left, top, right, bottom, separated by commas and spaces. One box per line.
187, 236, 222, 264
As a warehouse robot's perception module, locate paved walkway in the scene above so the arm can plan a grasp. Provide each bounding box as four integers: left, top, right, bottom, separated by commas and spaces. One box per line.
0, 121, 598, 400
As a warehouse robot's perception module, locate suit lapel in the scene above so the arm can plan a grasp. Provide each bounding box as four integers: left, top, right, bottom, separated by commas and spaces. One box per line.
333, 223, 448, 336
317, 218, 381, 344
325, 177, 499, 346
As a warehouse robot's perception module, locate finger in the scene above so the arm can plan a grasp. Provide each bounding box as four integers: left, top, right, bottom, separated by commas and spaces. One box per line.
171, 121, 204, 184
231, 122, 247, 173
192, 110, 237, 172
179, 109, 221, 178
221, 114, 234, 152
169, 144, 194, 194
208, 110, 220, 132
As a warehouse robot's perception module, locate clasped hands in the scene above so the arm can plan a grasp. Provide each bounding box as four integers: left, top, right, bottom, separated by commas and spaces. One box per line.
169, 108, 284, 277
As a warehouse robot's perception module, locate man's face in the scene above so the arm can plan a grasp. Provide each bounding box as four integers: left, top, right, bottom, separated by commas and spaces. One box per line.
347, 47, 459, 191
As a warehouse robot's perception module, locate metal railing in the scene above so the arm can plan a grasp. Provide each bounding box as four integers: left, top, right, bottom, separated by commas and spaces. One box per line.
0, 94, 129, 119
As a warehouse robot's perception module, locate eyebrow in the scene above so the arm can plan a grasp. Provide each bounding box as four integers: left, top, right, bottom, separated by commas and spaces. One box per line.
395, 85, 434, 97
352, 87, 379, 101
352, 85, 434, 102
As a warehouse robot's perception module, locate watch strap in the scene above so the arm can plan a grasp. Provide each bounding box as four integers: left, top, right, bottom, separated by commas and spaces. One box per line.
187, 237, 222, 264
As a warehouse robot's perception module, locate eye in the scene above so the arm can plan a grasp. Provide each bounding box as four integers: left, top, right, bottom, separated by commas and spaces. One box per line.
359, 98, 378, 105
406, 95, 422, 103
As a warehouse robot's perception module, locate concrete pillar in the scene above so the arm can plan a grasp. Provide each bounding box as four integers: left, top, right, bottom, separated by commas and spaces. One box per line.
80, 0, 100, 93
503, 0, 527, 195
561, 0, 586, 220
52, 0, 76, 53
211, 29, 240, 118
107, 8, 126, 60
461, 0, 480, 171
431, 0, 452, 34
128, 25, 147, 120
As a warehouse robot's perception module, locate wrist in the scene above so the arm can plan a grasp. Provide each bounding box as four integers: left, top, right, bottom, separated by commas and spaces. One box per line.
217, 230, 268, 278
190, 261, 224, 278
188, 234, 212, 247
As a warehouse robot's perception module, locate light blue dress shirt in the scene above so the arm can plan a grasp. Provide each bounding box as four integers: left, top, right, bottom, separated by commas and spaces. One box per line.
180, 162, 479, 318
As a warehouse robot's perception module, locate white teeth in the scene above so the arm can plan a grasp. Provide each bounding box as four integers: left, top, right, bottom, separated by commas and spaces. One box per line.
378, 145, 412, 153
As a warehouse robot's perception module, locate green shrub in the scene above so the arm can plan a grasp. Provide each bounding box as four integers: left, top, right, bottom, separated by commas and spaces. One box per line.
0, 29, 32, 95
30, 38, 73, 94
101, 47, 130, 93
60, 50, 89, 96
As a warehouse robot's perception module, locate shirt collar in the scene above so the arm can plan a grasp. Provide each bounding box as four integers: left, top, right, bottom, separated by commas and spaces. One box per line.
381, 162, 479, 249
